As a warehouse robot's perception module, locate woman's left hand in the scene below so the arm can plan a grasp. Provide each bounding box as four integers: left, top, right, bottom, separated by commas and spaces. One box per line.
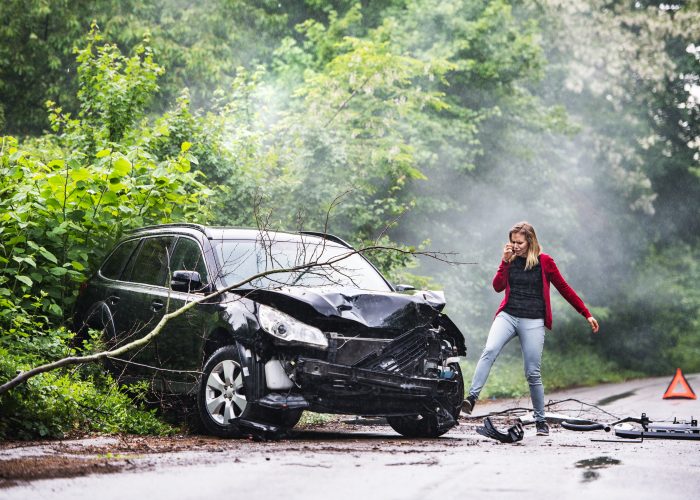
587, 316, 600, 333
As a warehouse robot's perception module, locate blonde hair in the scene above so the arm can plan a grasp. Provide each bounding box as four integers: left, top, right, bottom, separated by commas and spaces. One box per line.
509, 221, 542, 271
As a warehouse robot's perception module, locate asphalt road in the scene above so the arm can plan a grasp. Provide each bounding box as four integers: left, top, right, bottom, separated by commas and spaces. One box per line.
2, 373, 699, 500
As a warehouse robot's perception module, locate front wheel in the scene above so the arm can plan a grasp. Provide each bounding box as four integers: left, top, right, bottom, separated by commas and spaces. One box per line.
387, 363, 464, 438
198, 345, 250, 438
197, 344, 304, 438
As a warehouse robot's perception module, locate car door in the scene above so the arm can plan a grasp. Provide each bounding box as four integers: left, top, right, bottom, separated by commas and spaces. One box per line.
152, 236, 215, 391
109, 235, 176, 379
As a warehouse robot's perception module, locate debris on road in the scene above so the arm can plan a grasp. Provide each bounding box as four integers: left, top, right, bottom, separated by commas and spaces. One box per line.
475, 417, 524, 443
562, 412, 700, 441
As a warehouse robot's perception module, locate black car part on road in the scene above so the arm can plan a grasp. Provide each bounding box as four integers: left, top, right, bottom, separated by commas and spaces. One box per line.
562, 413, 700, 440
475, 417, 524, 443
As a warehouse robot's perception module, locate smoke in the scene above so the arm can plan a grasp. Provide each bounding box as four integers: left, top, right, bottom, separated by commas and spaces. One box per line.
129, 1, 694, 367
383, 0, 680, 353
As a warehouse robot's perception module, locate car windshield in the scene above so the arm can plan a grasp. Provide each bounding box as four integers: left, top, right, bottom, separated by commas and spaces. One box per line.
211, 238, 391, 291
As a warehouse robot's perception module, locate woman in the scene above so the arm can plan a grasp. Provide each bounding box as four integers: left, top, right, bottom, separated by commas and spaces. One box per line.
462, 221, 599, 436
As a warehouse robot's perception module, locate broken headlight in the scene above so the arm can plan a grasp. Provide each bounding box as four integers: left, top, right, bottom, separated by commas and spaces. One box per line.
257, 304, 328, 349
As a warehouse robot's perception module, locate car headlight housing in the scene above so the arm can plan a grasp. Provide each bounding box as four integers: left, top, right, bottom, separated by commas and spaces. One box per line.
257, 304, 328, 350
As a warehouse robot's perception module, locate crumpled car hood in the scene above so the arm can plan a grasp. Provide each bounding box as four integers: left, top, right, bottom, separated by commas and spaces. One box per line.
240, 287, 466, 353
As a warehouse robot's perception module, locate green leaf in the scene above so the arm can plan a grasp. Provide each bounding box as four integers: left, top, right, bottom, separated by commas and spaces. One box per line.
48, 303, 63, 317
49, 267, 68, 277
185, 153, 199, 165
40, 249, 59, 264
47, 174, 66, 187
16, 275, 33, 287
71, 167, 91, 182
181, 141, 192, 152
101, 191, 119, 205
108, 181, 127, 192
46, 198, 62, 210
70, 261, 86, 271
96, 149, 112, 158
112, 157, 132, 176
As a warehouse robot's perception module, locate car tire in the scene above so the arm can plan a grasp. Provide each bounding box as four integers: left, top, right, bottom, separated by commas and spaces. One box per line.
198, 345, 252, 438
387, 362, 464, 438
197, 344, 304, 438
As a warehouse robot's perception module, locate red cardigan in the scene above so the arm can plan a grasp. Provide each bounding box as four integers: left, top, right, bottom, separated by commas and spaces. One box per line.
493, 253, 591, 330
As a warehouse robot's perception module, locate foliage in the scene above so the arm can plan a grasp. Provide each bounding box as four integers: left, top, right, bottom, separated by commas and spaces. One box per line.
460, 350, 641, 400
596, 243, 700, 374
0, 0, 289, 134
75, 24, 163, 145
0, 27, 210, 438
0, 350, 173, 439
297, 412, 336, 428
0, 27, 211, 322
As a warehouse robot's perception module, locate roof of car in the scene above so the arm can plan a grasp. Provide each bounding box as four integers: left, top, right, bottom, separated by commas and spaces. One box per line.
127, 223, 353, 248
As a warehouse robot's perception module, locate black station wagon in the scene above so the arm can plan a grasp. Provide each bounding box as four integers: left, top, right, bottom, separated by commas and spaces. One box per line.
73, 224, 467, 438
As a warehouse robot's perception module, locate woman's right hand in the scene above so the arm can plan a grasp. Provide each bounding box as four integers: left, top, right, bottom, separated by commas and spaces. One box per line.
587, 316, 600, 333
502, 243, 514, 263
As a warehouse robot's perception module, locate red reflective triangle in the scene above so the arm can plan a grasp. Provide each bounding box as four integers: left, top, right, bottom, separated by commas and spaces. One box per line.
662, 368, 697, 400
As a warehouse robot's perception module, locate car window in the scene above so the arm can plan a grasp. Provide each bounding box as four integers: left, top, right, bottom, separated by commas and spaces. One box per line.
125, 236, 176, 286
100, 239, 139, 280
170, 237, 208, 283
212, 238, 391, 291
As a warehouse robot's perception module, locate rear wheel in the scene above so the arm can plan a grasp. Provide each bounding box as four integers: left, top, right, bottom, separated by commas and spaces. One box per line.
73, 303, 123, 374
387, 363, 464, 438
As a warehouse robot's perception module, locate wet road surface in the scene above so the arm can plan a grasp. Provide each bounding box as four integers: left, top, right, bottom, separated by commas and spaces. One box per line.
2, 374, 699, 499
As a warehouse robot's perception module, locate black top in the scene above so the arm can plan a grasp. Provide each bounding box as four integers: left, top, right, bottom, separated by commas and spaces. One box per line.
503, 256, 545, 319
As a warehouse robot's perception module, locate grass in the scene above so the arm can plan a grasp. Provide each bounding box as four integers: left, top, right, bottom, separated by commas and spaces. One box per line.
296, 411, 337, 427
459, 351, 642, 400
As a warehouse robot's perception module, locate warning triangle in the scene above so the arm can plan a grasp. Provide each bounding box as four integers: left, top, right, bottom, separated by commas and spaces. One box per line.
662, 368, 697, 400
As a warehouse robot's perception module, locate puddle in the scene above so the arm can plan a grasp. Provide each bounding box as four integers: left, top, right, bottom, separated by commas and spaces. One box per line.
596, 390, 636, 405
575, 456, 621, 483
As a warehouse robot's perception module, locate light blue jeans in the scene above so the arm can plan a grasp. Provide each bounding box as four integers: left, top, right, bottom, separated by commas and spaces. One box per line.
468, 311, 547, 422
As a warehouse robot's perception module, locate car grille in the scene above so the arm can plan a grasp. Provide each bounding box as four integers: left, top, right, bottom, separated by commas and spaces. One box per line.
351, 326, 437, 376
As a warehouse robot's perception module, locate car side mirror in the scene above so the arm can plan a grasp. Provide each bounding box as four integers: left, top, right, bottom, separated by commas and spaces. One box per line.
394, 284, 416, 292
171, 270, 207, 293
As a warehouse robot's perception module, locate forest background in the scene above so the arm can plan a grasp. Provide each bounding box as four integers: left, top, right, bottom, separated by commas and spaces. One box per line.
1, 0, 699, 438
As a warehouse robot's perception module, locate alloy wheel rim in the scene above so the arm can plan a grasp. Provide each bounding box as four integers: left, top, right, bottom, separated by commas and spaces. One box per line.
205, 359, 247, 425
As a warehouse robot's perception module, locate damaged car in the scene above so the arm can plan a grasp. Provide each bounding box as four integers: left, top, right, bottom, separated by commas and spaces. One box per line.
73, 224, 467, 438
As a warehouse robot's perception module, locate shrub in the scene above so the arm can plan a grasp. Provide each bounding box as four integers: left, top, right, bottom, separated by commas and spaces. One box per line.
0, 349, 173, 439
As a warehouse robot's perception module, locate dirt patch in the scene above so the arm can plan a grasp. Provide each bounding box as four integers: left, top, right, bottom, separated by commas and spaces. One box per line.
0, 455, 124, 488
0, 416, 498, 486
0, 433, 233, 485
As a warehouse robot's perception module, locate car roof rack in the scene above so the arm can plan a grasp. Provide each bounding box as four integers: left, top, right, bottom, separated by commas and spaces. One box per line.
125, 224, 353, 248
299, 231, 353, 249
127, 223, 209, 236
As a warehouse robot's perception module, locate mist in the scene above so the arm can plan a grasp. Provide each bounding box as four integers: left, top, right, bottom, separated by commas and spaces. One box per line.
379, 1, 699, 368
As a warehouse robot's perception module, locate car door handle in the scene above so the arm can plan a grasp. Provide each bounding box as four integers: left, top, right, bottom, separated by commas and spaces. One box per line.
108, 296, 120, 306
151, 300, 165, 311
